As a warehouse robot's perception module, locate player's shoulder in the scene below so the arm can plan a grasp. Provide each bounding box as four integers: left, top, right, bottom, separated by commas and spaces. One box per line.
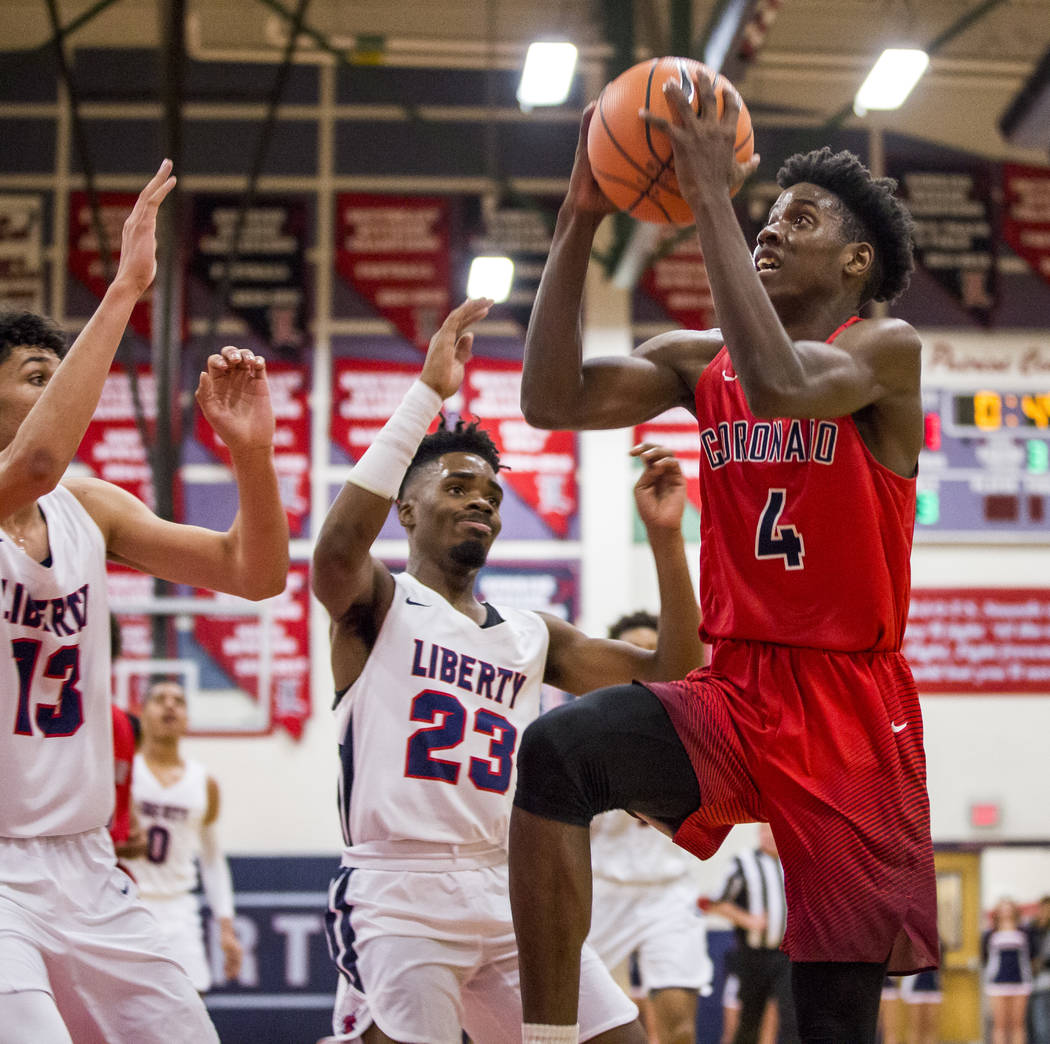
842, 315, 922, 359
635, 327, 724, 366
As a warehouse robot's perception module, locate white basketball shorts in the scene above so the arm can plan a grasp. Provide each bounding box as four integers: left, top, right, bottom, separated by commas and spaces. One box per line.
324, 861, 637, 1044
587, 874, 712, 994
0, 829, 217, 1044
138, 892, 211, 993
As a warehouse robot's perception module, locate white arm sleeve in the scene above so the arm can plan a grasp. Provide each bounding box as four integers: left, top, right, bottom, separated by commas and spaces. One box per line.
199, 820, 235, 920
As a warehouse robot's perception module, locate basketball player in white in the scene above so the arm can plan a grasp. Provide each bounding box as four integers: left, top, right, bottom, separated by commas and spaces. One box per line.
0, 161, 289, 1044
587, 612, 712, 1044
311, 297, 703, 1044
124, 678, 243, 992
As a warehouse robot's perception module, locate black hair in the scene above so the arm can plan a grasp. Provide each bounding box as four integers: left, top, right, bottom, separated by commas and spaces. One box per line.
143, 675, 184, 699
608, 609, 659, 640
0, 312, 68, 367
776, 147, 915, 305
398, 416, 501, 500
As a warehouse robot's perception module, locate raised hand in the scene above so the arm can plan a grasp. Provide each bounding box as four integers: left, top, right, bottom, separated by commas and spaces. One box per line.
632, 442, 688, 532
642, 76, 760, 207
114, 159, 177, 297
195, 346, 275, 455
419, 297, 493, 400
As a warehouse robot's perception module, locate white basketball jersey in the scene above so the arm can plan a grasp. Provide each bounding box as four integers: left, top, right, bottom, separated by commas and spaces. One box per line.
335, 572, 549, 863
590, 810, 693, 886
127, 755, 209, 898
0, 486, 113, 837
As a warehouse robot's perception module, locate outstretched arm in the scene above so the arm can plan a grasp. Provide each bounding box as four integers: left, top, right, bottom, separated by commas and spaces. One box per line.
311, 298, 492, 689
66, 345, 289, 601
521, 106, 702, 431
648, 79, 921, 425
0, 161, 175, 515
201, 776, 242, 983
543, 444, 702, 693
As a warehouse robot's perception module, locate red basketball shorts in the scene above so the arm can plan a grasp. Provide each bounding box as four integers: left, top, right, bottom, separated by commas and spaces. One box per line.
647, 639, 938, 974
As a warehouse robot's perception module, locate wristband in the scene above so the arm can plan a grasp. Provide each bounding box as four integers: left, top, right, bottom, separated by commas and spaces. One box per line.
347, 379, 443, 500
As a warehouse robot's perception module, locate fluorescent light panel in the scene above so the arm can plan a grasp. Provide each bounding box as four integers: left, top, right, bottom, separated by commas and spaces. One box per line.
854, 48, 929, 114
467, 256, 514, 302
517, 41, 578, 107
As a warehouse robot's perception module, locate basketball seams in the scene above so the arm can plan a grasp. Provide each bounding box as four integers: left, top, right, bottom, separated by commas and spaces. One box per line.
642, 59, 667, 167
588, 55, 754, 224
596, 87, 659, 181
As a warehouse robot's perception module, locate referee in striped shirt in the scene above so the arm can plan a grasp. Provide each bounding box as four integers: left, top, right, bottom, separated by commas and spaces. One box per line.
710, 824, 799, 1043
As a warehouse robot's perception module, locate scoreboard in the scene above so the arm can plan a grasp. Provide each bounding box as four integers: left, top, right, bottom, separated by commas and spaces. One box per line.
917, 386, 1050, 541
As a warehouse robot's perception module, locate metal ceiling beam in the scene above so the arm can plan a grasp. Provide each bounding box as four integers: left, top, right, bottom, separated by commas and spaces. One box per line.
821, 0, 1010, 131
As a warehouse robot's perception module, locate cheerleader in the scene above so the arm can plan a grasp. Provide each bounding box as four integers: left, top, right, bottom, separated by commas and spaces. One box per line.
983, 898, 1034, 1044
900, 965, 941, 1044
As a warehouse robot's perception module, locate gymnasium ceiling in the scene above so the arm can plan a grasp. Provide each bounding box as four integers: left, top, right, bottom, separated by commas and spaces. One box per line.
7, 0, 1050, 162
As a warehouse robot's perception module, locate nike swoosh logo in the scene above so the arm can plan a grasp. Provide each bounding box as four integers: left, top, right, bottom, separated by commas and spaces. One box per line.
891, 721, 908, 734
722, 370, 738, 382
406, 598, 430, 607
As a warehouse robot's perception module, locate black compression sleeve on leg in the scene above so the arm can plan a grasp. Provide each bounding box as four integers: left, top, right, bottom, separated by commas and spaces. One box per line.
790, 960, 886, 1044
512, 683, 700, 828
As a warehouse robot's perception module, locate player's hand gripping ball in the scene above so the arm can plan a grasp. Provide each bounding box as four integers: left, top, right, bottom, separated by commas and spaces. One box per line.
587, 56, 754, 224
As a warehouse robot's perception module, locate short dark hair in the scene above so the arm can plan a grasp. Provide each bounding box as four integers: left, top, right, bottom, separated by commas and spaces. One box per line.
608, 610, 658, 640
0, 312, 68, 367
398, 417, 501, 499
776, 147, 915, 305
144, 675, 184, 699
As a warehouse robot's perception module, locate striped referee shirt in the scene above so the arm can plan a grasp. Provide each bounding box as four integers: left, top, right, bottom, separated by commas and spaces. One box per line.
717, 847, 787, 950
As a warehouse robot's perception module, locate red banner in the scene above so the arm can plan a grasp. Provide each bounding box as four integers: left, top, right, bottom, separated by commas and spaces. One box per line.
78, 365, 160, 510
1002, 163, 1050, 290
463, 360, 576, 538
68, 192, 152, 339
335, 194, 450, 350
905, 588, 1050, 693
634, 408, 702, 515
640, 232, 716, 331
194, 362, 310, 536
331, 358, 447, 461
192, 563, 311, 739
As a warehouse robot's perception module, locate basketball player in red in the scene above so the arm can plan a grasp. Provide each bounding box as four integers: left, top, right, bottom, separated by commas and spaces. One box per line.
508, 76, 937, 1044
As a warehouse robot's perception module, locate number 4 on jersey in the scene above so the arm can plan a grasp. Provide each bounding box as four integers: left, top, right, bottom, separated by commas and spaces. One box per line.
755, 489, 805, 570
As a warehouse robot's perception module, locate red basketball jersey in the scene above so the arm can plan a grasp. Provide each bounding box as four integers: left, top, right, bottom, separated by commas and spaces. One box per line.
695, 319, 915, 652
110, 704, 137, 845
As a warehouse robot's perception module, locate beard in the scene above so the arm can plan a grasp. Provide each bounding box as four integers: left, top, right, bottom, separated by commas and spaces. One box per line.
449, 538, 488, 569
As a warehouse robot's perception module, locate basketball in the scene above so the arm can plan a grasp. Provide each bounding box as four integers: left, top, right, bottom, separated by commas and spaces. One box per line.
587, 56, 754, 225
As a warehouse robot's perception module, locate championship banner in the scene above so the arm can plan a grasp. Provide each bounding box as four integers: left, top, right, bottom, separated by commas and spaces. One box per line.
331, 358, 449, 463
335, 194, 450, 350
106, 565, 157, 706
0, 194, 44, 314
639, 231, 716, 332
1002, 163, 1050, 289
463, 359, 576, 538
78, 365, 160, 509
194, 362, 310, 537
69, 192, 152, 338
905, 588, 1050, 694
191, 196, 309, 353
461, 195, 560, 332
893, 164, 998, 324
633, 408, 702, 516
477, 562, 579, 623
192, 563, 311, 739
